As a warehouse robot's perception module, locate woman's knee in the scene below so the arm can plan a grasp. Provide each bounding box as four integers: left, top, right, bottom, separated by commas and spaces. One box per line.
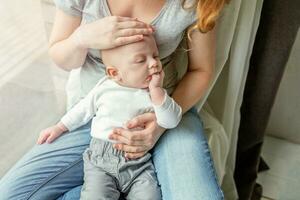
0, 122, 92, 200
151, 109, 224, 200
153, 109, 207, 156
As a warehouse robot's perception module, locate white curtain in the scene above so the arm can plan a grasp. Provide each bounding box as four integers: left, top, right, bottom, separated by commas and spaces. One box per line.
0, 0, 68, 176
0, 0, 264, 199
198, 0, 264, 199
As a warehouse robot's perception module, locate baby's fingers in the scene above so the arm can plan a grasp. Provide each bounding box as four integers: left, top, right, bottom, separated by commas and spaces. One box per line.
46, 133, 59, 144
37, 132, 50, 145
160, 70, 165, 79
151, 73, 161, 82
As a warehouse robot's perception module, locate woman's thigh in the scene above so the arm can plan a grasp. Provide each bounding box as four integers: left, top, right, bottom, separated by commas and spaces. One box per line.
0, 121, 92, 200
152, 108, 224, 200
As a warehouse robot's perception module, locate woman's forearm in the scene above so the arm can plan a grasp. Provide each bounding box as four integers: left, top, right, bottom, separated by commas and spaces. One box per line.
171, 69, 213, 114
48, 28, 88, 71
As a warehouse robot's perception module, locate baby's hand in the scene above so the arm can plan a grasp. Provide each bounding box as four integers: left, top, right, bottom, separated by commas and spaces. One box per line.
149, 70, 164, 90
37, 123, 67, 144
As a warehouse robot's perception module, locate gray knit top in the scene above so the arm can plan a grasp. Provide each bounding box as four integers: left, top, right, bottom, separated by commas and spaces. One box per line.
54, 0, 197, 109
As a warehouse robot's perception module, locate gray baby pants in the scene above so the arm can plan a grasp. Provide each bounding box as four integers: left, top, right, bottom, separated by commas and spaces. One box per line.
80, 138, 161, 200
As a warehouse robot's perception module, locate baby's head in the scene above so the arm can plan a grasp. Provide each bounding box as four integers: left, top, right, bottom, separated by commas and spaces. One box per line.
101, 35, 162, 89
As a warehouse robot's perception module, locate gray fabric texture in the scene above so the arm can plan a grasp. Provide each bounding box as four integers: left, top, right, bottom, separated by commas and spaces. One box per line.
53, 0, 197, 109
81, 138, 161, 200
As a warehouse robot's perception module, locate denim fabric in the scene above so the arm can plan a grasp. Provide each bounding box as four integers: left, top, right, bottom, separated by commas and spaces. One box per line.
0, 108, 223, 200
152, 108, 224, 200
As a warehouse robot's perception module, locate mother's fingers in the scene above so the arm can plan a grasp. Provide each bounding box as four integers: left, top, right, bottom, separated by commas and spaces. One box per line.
118, 128, 146, 141
126, 112, 156, 129
111, 17, 155, 47
109, 132, 131, 145
125, 151, 147, 159
114, 16, 138, 22
109, 128, 147, 146
116, 28, 153, 38
114, 143, 147, 153
117, 20, 154, 29
113, 35, 144, 46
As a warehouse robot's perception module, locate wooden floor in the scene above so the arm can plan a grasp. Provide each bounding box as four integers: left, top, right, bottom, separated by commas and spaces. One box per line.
258, 136, 300, 200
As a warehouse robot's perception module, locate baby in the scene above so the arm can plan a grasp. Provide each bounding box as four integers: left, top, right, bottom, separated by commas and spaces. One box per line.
37, 35, 182, 200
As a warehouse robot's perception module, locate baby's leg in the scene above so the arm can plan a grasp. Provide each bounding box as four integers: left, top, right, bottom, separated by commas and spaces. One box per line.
80, 148, 120, 200
125, 164, 161, 200
120, 154, 161, 200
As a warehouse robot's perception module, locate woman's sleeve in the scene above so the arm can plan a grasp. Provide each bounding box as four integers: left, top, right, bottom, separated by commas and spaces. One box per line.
53, 0, 84, 17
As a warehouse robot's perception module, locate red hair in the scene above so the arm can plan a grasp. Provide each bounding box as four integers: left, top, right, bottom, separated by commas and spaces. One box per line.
182, 0, 230, 35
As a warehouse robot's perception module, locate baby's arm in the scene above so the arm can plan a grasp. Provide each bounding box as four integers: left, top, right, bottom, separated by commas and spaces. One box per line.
37, 122, 68, 144
149, 71, 182, 129
60, 91, 97, 132
37, 87, 98, 144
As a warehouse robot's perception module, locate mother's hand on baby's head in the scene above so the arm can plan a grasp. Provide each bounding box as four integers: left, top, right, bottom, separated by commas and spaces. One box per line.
75, 16, 155, 50
109, 112, 166, 159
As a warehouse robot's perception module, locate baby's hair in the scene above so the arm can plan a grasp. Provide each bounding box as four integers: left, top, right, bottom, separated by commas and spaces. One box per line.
182, 0, 230, 38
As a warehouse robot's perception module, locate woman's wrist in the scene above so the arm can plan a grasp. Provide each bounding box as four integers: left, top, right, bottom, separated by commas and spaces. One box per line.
71, 25, 89, 51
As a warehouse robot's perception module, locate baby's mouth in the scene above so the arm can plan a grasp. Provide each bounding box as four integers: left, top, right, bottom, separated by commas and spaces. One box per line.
146, 75, 152, 82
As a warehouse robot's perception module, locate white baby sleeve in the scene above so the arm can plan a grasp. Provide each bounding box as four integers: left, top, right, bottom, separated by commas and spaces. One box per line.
153, 91, 182, 129
60, 89, 97, 132
60, 77, 107, 131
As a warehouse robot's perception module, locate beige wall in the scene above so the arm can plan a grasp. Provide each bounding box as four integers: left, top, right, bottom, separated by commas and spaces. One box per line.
265, 29, 300, 143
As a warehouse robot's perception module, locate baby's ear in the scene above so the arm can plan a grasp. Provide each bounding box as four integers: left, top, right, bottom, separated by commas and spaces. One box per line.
106, 66, 121, 81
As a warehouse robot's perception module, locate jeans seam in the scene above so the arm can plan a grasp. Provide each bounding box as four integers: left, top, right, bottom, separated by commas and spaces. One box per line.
25, 157, 83, 200
204, 146, 224, 199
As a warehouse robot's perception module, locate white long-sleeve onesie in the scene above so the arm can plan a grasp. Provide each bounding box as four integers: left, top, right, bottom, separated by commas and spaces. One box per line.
61, 77, 182, 142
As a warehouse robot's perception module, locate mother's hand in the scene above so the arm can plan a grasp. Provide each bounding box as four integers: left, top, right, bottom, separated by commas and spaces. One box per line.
75, 16, 154, 50
109, 112, 166, 159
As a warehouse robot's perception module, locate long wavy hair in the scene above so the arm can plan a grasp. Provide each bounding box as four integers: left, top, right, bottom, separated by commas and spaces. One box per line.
182, 0, 230, 36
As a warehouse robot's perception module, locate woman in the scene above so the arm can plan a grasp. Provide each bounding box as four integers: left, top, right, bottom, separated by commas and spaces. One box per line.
0, 0, 229, 199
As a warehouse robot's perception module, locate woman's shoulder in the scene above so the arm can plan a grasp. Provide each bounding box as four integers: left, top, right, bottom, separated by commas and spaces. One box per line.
161, 0, 197, 26
53, 0, 85, 16
167, 0, 197, 18
170, 0, 197, 9
54, 0, 105, 22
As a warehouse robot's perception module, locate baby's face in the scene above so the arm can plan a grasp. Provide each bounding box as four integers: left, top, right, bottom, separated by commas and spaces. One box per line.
102, 35, 162, 89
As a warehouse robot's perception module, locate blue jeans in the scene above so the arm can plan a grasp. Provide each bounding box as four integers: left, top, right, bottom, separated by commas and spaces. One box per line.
0, 108, 224, 200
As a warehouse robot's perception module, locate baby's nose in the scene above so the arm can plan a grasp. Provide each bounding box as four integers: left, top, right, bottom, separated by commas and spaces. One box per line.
148, 59, 158, 69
